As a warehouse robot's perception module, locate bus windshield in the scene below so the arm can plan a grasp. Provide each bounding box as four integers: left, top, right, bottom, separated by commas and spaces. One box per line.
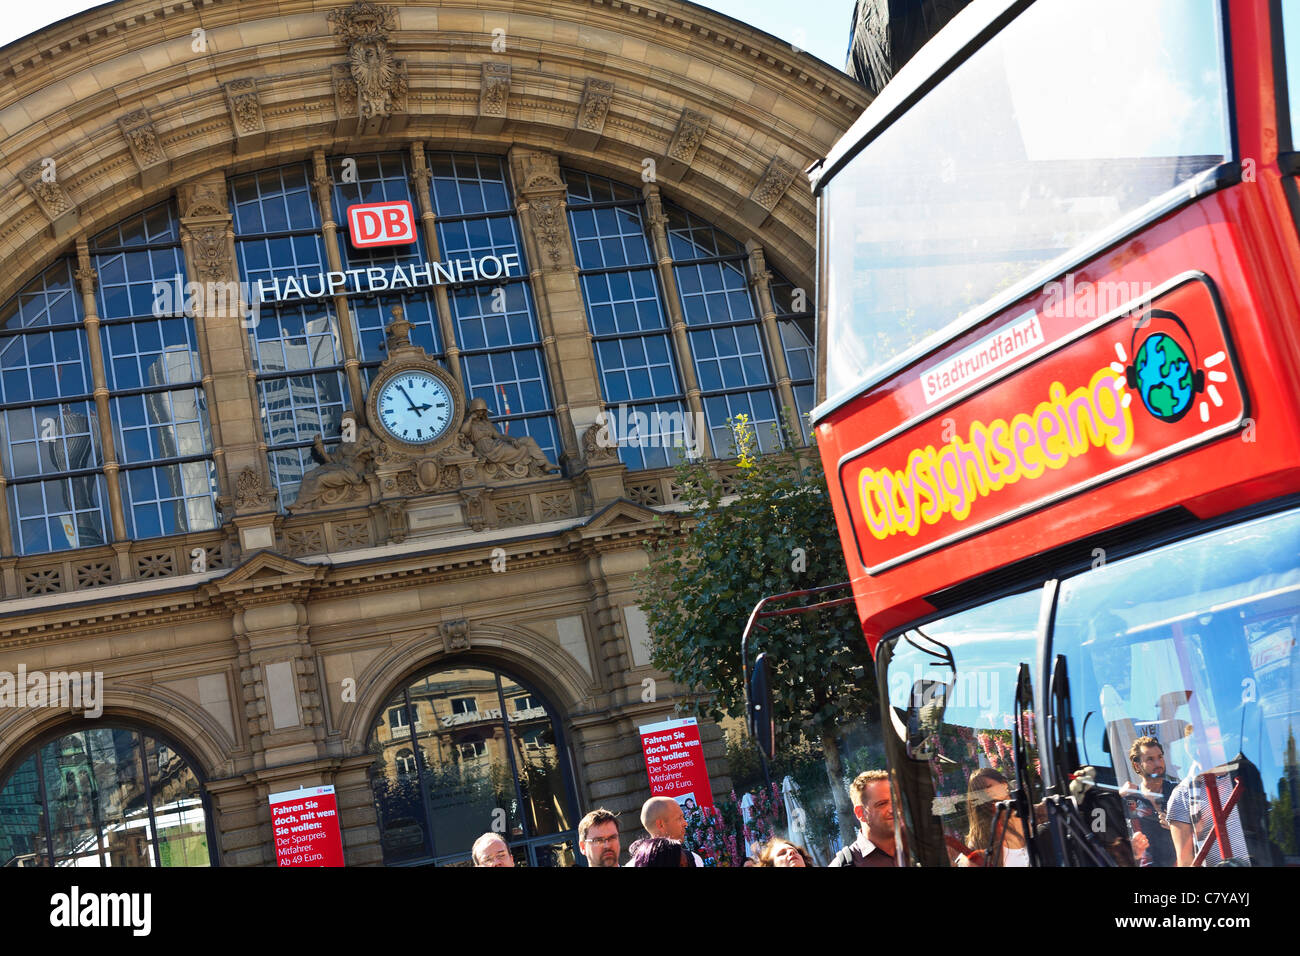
819, 0, 1230, 407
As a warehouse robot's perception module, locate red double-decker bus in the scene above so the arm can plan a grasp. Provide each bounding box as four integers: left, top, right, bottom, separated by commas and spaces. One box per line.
810, 0, 1300, 866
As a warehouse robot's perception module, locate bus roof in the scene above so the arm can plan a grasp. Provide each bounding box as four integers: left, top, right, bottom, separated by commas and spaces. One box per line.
812, 0, 1026, 193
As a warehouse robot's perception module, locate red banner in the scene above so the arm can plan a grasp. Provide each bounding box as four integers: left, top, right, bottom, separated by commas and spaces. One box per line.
270, 785, 346, 867
639, 717, 714, 811
837, 274, 1247, 573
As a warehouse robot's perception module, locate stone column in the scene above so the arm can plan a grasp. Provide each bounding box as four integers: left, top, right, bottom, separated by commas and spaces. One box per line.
746, 242, 799, 439
73, 243, 128, 547
408, 142, 465, 392
508, 147, 606, 469
309, 150, 367, 421
177, 173, 278, 551
641, 184, 713, 460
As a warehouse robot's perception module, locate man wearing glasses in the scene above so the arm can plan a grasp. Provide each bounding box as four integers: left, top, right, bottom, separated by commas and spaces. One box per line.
578, 808, 622, 867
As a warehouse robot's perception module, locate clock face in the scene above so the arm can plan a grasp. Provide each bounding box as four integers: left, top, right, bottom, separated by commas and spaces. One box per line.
375, 371, 454, 445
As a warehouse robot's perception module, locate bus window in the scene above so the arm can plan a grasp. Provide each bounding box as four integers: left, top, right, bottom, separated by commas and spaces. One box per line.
880, 588, 1042, 866
1052, 508, 1300, 866
821, 0, 1229, 405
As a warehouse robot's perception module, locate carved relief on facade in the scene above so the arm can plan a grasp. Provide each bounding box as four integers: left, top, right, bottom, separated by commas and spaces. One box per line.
289, 313, 561, 516
231, 466, 278, 513
329, 1, 407, 121
439, 619, 471, 653
576, 78, 614, 133
668, 109, 710, 163
223, 79, 265, 135
177, 177, 229, 219
530, 196, 567, 267
19, 161, 74, 220
184, 224, 234, 283
509, 148, 566, 195
117, 109, 167, 169
582, 422, 620, 464
480, 63, 511, 117
750, 157, 800, 211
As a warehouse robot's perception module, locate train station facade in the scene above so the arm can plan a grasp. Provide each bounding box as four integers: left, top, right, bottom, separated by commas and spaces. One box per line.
0, 0, 864, 865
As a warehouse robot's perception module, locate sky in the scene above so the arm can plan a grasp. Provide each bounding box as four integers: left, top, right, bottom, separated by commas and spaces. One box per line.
0, 0, 857, 71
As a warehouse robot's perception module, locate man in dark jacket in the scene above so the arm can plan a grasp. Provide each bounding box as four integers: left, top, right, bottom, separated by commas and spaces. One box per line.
830, 770, 897, 867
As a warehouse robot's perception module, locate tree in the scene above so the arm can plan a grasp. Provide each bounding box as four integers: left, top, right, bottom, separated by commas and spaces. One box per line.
635, 417, 877, 846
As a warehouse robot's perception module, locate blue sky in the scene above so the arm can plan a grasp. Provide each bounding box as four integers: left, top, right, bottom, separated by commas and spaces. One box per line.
1, 1, 858, 70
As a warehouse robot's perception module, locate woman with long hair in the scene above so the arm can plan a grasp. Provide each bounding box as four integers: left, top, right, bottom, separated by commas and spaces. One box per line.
964, 768, 1028, 866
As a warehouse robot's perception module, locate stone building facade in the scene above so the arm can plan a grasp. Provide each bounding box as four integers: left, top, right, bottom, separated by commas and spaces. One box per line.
0, 0, 864, 866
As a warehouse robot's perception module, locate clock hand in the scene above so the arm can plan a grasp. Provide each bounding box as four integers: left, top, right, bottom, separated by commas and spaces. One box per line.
396, 386, 423, 416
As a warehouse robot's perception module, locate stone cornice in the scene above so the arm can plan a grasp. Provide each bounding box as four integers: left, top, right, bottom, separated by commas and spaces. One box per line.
0, 506, 688, 643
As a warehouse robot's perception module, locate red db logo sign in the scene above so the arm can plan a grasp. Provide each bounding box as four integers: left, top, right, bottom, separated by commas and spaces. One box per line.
347, 201, 416, 248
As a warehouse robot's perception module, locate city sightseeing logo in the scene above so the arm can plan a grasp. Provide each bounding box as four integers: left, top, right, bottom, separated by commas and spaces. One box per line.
857, 309, 1220, 541
1116, 308, 1228, 426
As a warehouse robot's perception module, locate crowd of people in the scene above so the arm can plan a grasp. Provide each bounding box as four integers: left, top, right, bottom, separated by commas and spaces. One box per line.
469, 733, 1219, 867
468, 770, 896, 867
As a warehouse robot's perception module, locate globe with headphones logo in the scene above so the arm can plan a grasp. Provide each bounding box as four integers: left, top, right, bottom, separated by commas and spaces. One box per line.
1124, 309, 1205, 424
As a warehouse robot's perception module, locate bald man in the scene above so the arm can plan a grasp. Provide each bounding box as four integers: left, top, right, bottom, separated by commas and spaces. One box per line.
631, 796, 703, 867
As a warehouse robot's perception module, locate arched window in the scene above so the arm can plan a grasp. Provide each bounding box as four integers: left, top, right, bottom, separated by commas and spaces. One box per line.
0, 725, 214, 867
368, 665, 578, 867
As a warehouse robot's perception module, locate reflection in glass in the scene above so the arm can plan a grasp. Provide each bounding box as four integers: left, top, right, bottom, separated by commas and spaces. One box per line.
368, 665, 578, 865
1054, 508, 1300, 865
822, 0, 1229, 400
881, 589, 1043, 866
0, 727, 211, 867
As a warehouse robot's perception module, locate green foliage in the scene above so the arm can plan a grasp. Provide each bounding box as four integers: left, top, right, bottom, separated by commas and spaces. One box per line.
636, 415, 876, 745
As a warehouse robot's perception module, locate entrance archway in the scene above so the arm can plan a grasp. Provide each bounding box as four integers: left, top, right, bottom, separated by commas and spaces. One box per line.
367, 664, 579, 866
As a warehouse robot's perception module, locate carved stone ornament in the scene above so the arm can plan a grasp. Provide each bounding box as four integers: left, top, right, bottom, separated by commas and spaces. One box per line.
178, 178, 229, 219
440, 619, 471, 652
289, 427, 383, 513
461, 398, 561, 480
582, 421, 619, 464
577, 78, 614, 133
530, 197, 566, 266
329, 2, 406, 121
750, 157, 800, 211
20, 161, 74, 220
117, 109, 166, 169
224, 79, 265, 135
480, 63, 511, 117
73, 266, 97, 296
668, 109, 710, 163
290, 309, 561, 516
235, 466, 277, 510
510, 148, 565, 195
747, 245, 773, 288
185, 224, 232, 283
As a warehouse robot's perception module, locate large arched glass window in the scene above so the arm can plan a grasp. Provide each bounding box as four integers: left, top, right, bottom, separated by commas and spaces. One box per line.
0, 725, 214, 867
368, 665, 578, 867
